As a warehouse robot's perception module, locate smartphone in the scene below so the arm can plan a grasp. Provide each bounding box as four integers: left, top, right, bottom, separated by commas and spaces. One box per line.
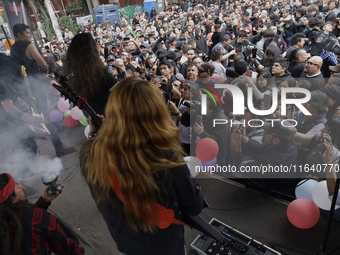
154, 76, 163, 83
115, 48, 122, 53
123, 37, 130, 41
246, 70, 252, 77
233, 18, 238, 26
195, 115, 203, 125
108, 66, 113, 71
262, 94, 272, 109
252, 48, 257, 58
235, 48, 241, 53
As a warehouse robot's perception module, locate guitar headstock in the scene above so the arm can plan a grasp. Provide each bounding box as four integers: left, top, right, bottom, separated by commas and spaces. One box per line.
52, 73, 82, 107
21, 66, 27, 78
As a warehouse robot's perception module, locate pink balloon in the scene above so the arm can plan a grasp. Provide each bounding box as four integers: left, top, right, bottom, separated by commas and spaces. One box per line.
287, 199, 320, 229
64, 115, 78, 128
49, 109, 64, 123
57, 98, 70, 112
196, 138, 219, 162
70, 107, 84, 120
201, 157, 217, 168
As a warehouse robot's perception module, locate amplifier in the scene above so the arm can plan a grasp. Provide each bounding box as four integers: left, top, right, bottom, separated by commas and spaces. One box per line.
190, 218, 281, 255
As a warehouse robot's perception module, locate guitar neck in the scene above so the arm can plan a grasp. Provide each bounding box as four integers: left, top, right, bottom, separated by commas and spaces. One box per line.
24, 78, 39, 113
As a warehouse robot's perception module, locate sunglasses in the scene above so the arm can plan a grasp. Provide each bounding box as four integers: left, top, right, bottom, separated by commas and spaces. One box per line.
306, 61, 319, 67
199, 70, 207, 73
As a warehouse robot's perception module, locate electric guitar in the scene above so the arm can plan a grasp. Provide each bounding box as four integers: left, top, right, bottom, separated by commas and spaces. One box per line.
52, 72, 102, 128
20, 66, 51, 140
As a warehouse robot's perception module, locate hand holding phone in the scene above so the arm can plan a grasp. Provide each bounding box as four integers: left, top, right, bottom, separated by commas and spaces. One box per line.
252, 48, 257, 58
195, 115, 203, 125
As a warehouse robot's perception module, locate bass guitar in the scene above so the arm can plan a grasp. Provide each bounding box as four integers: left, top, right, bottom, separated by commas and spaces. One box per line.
20, 66, 51, 140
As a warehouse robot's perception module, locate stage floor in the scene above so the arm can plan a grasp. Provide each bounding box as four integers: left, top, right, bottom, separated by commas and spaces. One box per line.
1, 124, 340, 255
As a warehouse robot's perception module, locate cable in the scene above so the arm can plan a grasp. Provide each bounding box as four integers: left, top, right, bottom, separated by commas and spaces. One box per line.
252, 236, 281, 253
275, 244, 314, 255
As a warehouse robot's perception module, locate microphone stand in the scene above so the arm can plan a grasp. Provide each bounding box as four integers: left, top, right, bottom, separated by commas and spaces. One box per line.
316, 161, 340, 255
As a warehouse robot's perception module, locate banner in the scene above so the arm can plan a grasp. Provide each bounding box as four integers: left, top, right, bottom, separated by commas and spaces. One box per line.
2, 0, 30, 39
76, 15, 93, 27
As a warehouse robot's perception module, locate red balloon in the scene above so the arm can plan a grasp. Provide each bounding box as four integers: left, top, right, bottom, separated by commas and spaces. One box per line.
64, 115, 78, 128
287, 199, 320, 229
196, 138, 219, 162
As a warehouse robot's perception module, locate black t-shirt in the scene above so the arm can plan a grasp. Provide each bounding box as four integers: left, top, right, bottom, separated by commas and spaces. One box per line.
211, 32, 222, 47
11, 40, 40, 76
80, 141, 204, 255
87, 71, 118, 115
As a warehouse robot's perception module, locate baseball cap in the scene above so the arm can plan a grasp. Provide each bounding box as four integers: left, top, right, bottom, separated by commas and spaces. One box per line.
107, 55, 115, 61
262, 120, 297, 142
197, 62, 215, 74
140, 43, 149, 48
329, 64, 340, 73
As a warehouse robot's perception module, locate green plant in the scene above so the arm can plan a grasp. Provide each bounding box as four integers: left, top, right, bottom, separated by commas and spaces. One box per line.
65, 0, 84, 14
58, 16, 81, 34
42, 19, 53, 40
42, 16, 81, 40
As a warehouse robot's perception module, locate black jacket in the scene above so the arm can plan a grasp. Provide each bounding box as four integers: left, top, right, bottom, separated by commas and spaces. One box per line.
304, 28, 335, 56
273, 72, 292, 87
80, 140, 204, 255
195, 28, 209, 54
288, 61, 305, 78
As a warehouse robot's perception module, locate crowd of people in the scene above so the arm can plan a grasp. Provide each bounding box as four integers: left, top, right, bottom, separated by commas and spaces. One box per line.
2, 0, 340, 253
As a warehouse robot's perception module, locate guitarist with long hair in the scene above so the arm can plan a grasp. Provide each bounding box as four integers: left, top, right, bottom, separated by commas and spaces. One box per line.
10, 23, 75, 157
80, 77, 205, 255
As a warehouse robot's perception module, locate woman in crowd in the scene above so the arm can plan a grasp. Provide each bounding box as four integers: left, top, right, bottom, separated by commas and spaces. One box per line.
254, 70, 273, 107
0, 173, 84, 254
195, 28, 209, 55
150, 7, 157, 19
62, 33, 117, 115
80, 77, 204, 255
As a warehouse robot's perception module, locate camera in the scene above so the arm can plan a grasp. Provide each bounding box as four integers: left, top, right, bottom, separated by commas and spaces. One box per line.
42, 172, 62, 195
323, 38, 340, 55
182, 99, 201, 109
180, 100, 201, 127
160, 84, 172, 92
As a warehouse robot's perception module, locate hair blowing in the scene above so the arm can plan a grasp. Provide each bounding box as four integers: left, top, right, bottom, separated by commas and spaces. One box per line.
82, 77, 185, 233
0, 175, 26, 255
63, 33, 107, 99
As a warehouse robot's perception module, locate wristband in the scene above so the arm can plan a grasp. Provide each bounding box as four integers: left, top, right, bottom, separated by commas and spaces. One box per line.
88, 131, 97, 139
174, 111, 180, 116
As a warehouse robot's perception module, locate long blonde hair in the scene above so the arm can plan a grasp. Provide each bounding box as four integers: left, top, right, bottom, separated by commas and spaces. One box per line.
83, 77, 185, 232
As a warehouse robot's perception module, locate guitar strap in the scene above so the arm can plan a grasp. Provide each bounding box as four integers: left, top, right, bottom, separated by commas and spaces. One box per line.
110, 174, 185, 229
